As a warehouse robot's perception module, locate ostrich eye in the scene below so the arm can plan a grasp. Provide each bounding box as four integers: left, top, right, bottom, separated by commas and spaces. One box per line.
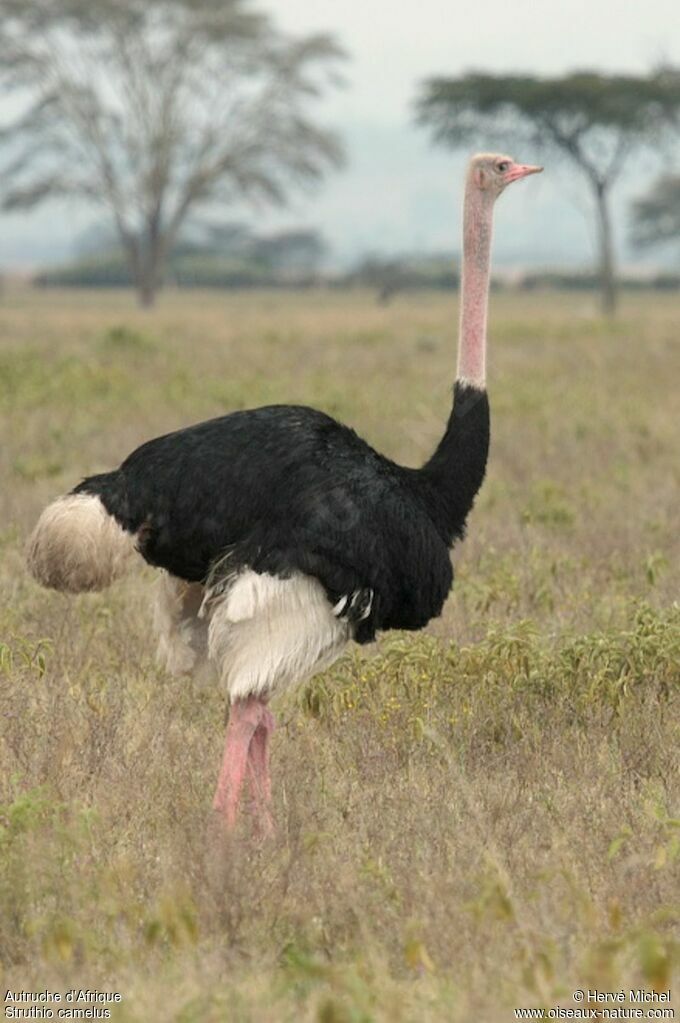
496, 161, 510, 173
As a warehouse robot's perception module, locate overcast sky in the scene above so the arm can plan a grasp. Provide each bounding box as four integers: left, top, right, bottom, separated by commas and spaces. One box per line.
1, 0, 679, 269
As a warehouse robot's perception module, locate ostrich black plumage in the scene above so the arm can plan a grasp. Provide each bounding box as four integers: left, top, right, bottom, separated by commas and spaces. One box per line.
27, 153, 542, 832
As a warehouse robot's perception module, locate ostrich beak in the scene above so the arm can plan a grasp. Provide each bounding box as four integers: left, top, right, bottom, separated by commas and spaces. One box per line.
505, 163, 543, 184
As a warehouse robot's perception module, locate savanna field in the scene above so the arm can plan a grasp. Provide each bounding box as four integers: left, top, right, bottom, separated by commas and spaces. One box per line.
0, 287, 679, 1022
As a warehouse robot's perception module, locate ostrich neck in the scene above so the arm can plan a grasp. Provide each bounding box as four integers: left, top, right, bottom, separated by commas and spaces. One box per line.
456, 184, 495, 389
413, 181, 494, 545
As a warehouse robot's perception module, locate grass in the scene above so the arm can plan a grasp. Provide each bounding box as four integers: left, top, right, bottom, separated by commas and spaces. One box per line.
0, 286, 679, 1021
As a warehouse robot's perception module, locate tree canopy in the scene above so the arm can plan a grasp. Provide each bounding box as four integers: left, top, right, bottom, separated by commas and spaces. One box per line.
416, 69, 680, 312
0, 0, 345, 304
417, 71, 679, 155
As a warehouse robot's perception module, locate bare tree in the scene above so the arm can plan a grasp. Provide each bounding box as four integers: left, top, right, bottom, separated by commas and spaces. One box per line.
0, 0, 344, 306
416, 70, 680, 314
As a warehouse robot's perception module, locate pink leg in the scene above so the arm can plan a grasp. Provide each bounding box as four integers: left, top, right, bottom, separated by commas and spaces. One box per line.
213, 696, 269, 828
246, 708, 276, 835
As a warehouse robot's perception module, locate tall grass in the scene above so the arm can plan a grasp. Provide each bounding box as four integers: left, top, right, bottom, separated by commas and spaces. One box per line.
1, 288, 678, 1020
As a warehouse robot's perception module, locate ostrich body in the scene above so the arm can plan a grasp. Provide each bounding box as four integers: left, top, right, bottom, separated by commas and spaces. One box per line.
27, 154, 542, 831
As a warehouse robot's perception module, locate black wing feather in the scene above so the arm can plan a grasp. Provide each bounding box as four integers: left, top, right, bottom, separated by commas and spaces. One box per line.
75, 404, 459, 641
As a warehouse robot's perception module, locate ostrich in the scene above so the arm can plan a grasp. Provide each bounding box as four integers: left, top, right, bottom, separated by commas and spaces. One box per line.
27, 154, 542, 833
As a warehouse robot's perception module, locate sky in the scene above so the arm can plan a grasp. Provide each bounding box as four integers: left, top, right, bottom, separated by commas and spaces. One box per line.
1, 0, 679, 270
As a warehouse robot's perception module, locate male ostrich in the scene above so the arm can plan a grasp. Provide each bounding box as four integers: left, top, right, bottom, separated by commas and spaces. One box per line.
27, 154, 542, 832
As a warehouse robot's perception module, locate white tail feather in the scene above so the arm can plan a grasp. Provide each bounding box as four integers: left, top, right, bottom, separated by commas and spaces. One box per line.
27, 493, 136, 593
208, 570, 350, 702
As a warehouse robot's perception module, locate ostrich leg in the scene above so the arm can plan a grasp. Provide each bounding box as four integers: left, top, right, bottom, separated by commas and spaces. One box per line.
246, 706, 276, 836
213, 696, 271, 828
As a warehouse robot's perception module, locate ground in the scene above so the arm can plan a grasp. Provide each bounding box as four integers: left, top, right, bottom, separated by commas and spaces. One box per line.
0, 287, 678, 1022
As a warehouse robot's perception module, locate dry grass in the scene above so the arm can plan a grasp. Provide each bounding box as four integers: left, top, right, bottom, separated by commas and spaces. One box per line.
1, 286, 679, 1021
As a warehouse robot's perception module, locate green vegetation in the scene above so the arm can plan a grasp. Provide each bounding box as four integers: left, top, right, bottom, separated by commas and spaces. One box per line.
0, 288, 678, 1020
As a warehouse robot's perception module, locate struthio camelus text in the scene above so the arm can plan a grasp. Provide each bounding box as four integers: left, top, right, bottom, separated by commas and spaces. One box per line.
27, 154, 542, 833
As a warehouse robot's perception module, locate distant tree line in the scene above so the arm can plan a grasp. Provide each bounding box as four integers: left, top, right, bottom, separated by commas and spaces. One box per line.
36, 224, 327, 288
338, 261, 680, 302
33, 243, 680, 297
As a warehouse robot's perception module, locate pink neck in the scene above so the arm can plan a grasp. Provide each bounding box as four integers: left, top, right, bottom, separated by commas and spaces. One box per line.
456, 182, 494, 390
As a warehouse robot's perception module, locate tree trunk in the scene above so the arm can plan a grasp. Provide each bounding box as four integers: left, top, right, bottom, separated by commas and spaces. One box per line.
593, 181, 617, 316
115, 211, 173, 309
135, 244, 163, 309
137, 275, 158, 309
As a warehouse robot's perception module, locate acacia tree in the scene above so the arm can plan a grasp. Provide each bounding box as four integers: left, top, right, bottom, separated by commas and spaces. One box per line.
416, 70, 680, 314
631, 175, 680, 256
0, 0, 344, 306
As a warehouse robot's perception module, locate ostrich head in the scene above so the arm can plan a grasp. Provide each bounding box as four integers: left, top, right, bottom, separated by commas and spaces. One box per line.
470, 153, 543, 197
